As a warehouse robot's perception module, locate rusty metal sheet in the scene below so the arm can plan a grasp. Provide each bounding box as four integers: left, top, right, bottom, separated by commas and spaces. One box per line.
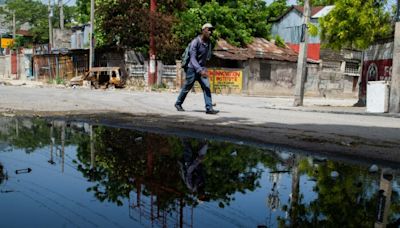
214, 38, 298, 62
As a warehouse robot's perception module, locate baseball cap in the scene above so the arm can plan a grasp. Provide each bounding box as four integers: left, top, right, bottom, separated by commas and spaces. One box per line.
202, 23, 214, 30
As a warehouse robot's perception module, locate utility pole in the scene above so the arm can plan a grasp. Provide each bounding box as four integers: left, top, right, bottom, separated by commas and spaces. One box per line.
12, 11, 16, 40
13, 11, 18, 79
148, 0, 157, 86
48, 0, 53, 49
89, 0, 95, 69
389, 0, 400, 113
59, 0, 64, 30
293, 0, 310, 106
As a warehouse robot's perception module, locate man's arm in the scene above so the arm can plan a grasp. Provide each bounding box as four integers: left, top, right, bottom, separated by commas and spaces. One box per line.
189, 38, 204, 74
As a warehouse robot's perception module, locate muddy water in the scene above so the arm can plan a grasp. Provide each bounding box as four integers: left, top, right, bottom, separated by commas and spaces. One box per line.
0, 117, 399, 228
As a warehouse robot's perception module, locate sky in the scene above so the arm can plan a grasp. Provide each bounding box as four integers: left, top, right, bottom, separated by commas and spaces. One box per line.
44, 0, 397, 10
41, 0, 76, 6
44, 0, 297, 7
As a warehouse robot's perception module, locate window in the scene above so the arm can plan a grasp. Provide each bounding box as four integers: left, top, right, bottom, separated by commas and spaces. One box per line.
260, 63, 271, 81
344, 62, 360, 76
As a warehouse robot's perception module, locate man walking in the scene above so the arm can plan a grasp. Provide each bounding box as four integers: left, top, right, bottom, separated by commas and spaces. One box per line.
174, 23, 219, 114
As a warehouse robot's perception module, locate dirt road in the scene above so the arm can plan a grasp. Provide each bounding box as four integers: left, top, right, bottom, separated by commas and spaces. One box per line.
1, 85, 400, 164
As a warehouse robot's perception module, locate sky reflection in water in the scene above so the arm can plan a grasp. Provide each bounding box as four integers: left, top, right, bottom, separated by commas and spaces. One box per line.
0, 117, 399, 228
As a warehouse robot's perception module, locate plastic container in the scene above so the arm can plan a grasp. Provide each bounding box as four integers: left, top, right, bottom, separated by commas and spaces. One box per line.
366, 81, 390, 113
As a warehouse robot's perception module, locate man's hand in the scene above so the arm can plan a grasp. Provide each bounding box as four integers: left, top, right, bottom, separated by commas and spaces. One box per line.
200, 70, 208, 77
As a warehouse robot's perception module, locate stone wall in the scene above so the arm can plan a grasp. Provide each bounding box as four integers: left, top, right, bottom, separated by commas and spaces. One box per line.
244, 59, 358, 98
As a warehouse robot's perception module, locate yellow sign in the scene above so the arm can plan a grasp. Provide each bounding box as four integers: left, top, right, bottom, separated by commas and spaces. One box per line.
1, 38, 14, 48
208, 69, 242, 93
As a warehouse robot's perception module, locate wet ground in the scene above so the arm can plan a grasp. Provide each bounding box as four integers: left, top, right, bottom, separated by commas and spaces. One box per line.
0, 117, 399, 228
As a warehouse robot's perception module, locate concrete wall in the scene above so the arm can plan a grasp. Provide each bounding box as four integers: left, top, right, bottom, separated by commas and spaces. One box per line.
17, 53, 27, 80
244, 59, 358, 98
0, 54, 10, 78
246, 60, 297, 96
125, 62, 177, 89
0, 53, 28, 80
53, 29, 72, 49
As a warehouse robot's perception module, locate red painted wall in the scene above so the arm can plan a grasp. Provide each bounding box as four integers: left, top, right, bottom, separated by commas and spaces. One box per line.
360, 41, 393, 99
288, 43, 321, 60
361, 59, 392, 98
11, 52, 17, 74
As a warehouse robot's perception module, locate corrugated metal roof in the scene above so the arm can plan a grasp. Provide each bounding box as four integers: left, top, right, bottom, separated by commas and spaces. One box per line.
293, 5, 325, 17
16, 29, 32, 37
214, 38, 298, 62
214, 39, 252, 60
312, 5, 334, 18
271, 5, 326, 22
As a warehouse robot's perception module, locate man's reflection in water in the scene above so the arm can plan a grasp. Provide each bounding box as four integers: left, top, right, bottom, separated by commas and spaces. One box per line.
375, 169, 400, 228
179, 139, 208, 195
0, 162, 6, 185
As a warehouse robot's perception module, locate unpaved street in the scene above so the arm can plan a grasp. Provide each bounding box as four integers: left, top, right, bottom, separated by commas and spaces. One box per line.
1, 85, 400, 163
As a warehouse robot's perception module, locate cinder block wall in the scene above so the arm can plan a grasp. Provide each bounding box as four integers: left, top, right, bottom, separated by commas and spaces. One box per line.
0, 55, 10, 78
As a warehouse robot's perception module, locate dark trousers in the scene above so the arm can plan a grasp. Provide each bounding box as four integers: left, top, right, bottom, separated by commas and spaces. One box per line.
175, 68, 213, 110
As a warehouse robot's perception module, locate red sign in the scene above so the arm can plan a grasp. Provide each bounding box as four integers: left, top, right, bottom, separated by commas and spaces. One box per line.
361, 41, 393, 97
363, 59, 392, 82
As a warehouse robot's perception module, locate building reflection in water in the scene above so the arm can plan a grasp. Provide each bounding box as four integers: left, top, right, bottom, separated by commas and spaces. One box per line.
1, 117, 400, 227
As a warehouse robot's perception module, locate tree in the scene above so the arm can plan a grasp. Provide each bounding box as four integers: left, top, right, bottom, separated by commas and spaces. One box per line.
94, 0, 187, 63
74, 126, 270, 209
0, 0, 78, 43
174, 0, 272, 48
297, 0, 337, 6
0, 0, 48, 43
94, 0, 275, 63
266, 0, 289, 21
319, 0, 392, 50
76, 0, 90, 24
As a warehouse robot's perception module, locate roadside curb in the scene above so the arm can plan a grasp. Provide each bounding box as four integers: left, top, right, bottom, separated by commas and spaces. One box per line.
263, 106, 400, 118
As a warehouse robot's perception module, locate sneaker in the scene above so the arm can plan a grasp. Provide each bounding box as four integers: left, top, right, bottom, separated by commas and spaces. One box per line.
206, 109, 219, 114
175, 104, 185, 111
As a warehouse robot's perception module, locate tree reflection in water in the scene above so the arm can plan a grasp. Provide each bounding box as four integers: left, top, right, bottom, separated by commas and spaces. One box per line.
0, 117, 399, 227
71, 126, 268, 226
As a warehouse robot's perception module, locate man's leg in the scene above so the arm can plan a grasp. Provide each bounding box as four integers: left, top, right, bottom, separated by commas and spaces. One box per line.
197, 76, 215, 112
175, 68, 196, 110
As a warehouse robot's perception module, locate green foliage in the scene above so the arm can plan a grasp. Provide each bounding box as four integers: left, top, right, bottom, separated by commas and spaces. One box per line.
1, 118, 400, 226
307, 23, 319, 37
76, 0, 90, 23
319, 0, 392, 50
0, 119, 61, 153
175, 0, 271, 48
8, 35, 24, 49
73, 126, 270, 209
297, 0, 337, 6
94, 0, 275, 63
55, 76, 65, 85
0, 0, 78, 43
277, 158, 400, 226
266, 0, 289, 21
94, 0, 186, 63
274, 35, 286, 48
0, 0, 48, 43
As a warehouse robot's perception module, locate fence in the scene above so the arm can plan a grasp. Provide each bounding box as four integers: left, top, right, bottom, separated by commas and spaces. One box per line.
33, 54, 88, 82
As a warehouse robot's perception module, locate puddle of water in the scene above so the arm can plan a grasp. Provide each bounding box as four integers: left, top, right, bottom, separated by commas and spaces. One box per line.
0, 117, 399, 228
